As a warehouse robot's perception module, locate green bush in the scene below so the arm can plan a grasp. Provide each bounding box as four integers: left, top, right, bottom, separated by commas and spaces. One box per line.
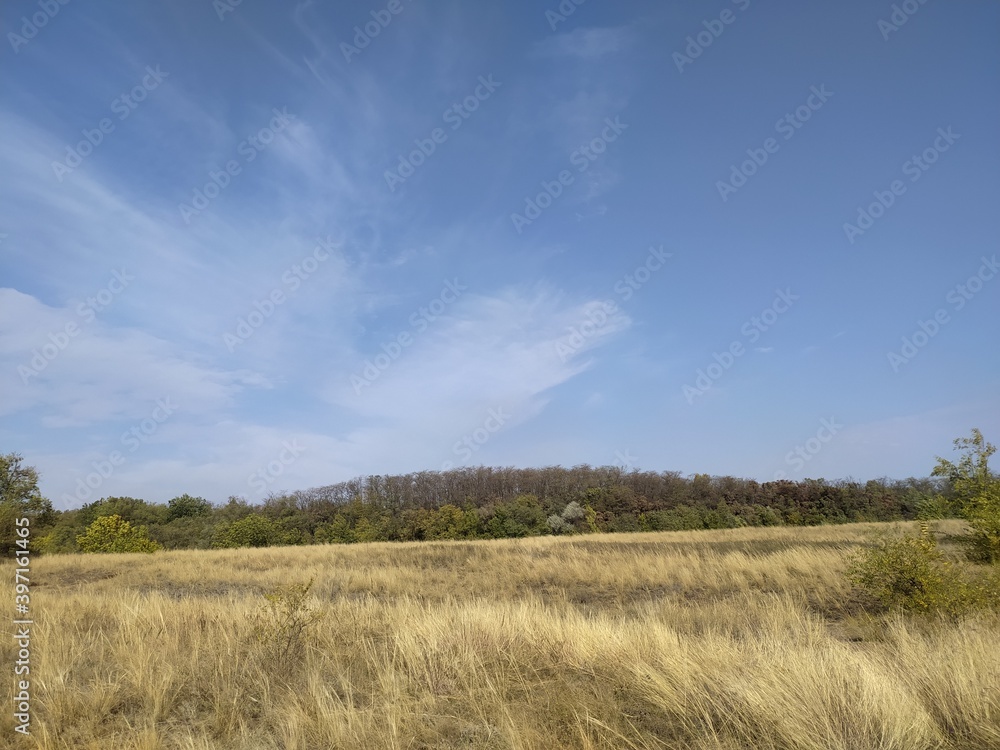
964, 484, 1000, 563
606, 512, 641, 533
641, 506, 705, 531
847, 523, 992, 617
351, 517, 383, 543
746, 504, 784, 526
79, 496, 166, 527
36, 523, 81, 554
915, 494, 956, 520
484, 495, 548, 538
152, 515, 214, 550
932, 428, 1000, 563
211, 513, 297, 548
414, 504, 480, 540
548, 501, 586, 534
76, 514, 161, 553
703, 503, 745, 529
314, 515, 354, 544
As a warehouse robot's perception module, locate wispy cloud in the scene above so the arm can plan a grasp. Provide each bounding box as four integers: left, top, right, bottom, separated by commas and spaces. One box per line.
531, 26, 634, 59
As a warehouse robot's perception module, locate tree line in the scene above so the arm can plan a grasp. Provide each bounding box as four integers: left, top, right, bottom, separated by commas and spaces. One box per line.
2, 453, 960, 553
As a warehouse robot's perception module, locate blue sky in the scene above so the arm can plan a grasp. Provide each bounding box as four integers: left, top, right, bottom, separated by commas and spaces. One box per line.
1, 0, 998, 508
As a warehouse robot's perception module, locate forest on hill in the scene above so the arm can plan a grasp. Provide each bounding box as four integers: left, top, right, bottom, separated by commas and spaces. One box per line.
4, 455, 955, 553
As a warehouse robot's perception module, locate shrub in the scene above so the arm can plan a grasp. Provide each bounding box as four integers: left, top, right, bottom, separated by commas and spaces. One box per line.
915, 494, 955, 520
79, 496, 166, 527
744, 504, 784, 526
703, 503, 744, 529
36, 523, 81, 554
152, 515, 214, 550
352, 517, 383, 543
314, 515, 354, 544
248, 579, 324, 676
932, 428, 1000, 562
547, 514, 572, 534
847, 523, 991, 617
606, 512, 640, 533
548, 501, 586, 534
414, 504, 480, 540
484, 495, 548, 538
964, 484, 1000, 563
76, 514, 161, 553
641, 506, 705, 531
212, 513, 296, 548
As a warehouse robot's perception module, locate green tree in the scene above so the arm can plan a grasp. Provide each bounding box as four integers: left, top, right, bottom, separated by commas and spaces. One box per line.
314, 515, 355, 544
77, 514, 161, 553
484, 494, 548, 538
153, 514, 214, 550
212, 513, 295, 548
79, 496, 165, 527
36, 522, 82, 554
418, 504, 480, 540
0, 453, 54, 554
642, 505, 705, 531
932, 428, 1000, 562
167, 493, 212, 521
352, 517, 382, 543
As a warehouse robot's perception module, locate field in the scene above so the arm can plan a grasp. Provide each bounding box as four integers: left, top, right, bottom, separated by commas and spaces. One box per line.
4, 520, 999, 749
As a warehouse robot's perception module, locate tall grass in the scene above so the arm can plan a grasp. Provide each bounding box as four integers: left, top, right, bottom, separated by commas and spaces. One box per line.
3, 520, 997, 749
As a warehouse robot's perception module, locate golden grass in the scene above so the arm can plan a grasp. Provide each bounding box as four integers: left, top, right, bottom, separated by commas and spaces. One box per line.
3, 520, 998, 749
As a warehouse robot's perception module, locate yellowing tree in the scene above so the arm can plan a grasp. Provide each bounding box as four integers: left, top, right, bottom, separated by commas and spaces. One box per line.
77, 514, 161, 553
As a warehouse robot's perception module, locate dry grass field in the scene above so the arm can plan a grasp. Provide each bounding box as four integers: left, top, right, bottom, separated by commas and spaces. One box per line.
4, 521, 999, 749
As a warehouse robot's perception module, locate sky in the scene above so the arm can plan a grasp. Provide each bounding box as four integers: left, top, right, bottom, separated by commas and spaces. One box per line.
1, 0, 998, 509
